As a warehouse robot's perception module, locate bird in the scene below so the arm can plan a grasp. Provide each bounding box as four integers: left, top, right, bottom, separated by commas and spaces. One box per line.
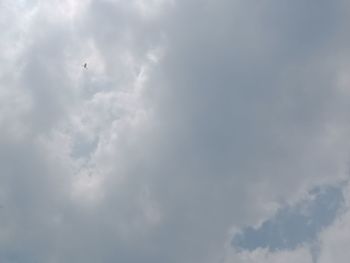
82, 63, 87, 69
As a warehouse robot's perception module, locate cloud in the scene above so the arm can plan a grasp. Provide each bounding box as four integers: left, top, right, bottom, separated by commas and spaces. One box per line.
1, 0, 350, 262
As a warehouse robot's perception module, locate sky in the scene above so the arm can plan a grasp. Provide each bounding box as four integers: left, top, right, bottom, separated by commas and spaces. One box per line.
1, 0, 350, 262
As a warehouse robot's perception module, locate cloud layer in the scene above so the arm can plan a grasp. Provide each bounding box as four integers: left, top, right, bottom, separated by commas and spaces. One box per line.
1, 0, 350, 262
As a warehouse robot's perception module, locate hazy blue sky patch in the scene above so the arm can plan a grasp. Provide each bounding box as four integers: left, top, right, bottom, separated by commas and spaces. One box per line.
232, 185, 345, 252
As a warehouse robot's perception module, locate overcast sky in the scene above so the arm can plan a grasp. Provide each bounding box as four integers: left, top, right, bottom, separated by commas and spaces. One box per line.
1, 0, 350, 262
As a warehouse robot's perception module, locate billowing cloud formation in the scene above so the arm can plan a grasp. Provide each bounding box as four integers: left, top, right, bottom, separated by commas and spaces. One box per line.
1, 0, 350, 262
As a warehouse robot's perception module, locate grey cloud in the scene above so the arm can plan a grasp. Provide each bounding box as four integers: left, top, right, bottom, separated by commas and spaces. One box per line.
128, 0, 350, 261
1, 0, 350, 263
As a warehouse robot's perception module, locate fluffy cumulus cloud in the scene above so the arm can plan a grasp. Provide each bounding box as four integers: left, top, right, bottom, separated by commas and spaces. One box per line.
1, 0, 350, 262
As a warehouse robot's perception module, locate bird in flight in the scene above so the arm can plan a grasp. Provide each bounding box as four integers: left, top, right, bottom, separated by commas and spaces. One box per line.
83, 63, 87, 69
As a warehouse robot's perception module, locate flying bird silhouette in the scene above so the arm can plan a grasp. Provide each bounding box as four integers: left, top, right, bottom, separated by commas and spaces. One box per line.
83, 63, 87, 69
